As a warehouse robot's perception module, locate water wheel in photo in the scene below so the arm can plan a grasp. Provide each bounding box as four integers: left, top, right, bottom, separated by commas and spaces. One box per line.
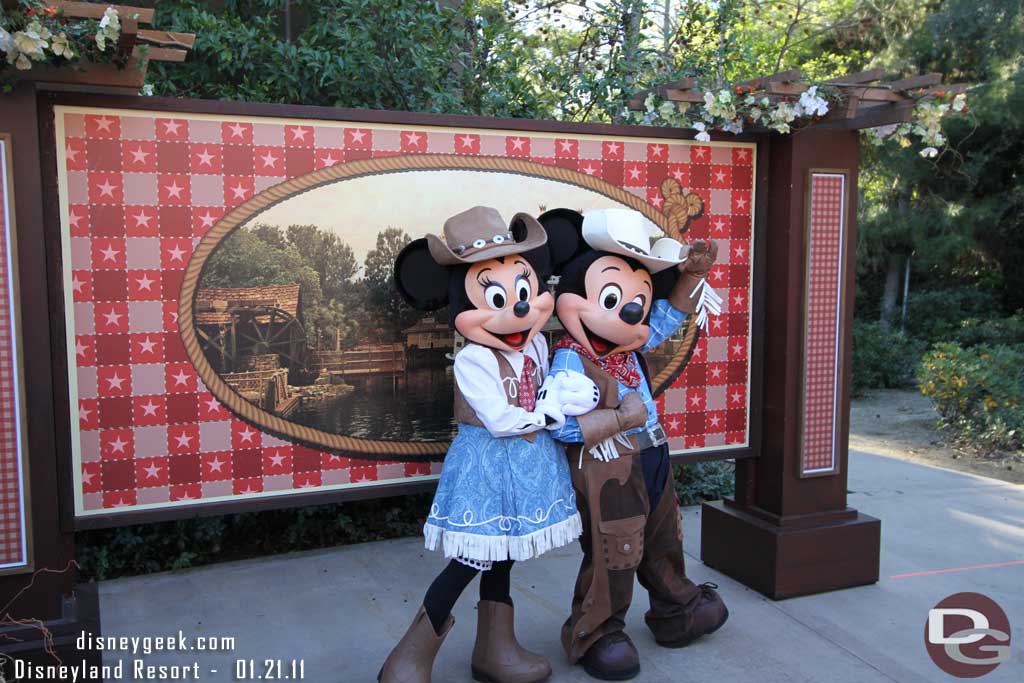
197, 304, 312, 381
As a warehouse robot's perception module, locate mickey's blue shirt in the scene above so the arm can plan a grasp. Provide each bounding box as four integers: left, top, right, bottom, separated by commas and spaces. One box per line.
549, 299, 689, 443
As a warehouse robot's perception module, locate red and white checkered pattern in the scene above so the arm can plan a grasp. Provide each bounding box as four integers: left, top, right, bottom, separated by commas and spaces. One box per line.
801, 173, 845, 474
58, 107, 756, 516
0, 139, 28, 567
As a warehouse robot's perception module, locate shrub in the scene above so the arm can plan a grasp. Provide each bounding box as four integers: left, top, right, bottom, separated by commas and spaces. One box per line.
903, 288, 993, 344
917, 342, 1024, 452
953, 311, 1024, 348
79, 462, 739, 579
851, 321, 927, 395
674, 461, 735, 505
77, 493, 432, 581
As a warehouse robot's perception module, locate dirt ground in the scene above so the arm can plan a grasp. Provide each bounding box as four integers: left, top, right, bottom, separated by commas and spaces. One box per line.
849, 388, 1024, 485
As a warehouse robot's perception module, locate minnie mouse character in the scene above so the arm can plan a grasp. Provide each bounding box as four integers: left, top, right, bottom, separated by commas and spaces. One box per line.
539, 207, 728, 681
380, 206, 597, 683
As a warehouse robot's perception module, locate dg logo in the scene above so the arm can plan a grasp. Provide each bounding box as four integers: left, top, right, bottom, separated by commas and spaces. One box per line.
925, 592, 1012, 678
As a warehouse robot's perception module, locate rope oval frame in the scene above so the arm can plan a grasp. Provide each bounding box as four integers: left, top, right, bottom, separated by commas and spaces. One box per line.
179, 154, 701, 461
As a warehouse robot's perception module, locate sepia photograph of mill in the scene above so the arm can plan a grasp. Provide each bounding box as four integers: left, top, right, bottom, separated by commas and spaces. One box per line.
192, 169, 697, 447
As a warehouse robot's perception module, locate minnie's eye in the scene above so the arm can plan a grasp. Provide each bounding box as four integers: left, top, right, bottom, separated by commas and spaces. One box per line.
631, 295, 645, 307
515, 278, 531, 302
484, 284, 507, 310
599, 284, 622, 310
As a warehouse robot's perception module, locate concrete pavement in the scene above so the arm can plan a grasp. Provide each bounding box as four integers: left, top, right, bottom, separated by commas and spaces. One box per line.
97, 450, 1024, 682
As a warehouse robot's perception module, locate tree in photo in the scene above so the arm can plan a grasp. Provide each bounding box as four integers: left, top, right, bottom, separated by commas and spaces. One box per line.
363, 227, 420, 340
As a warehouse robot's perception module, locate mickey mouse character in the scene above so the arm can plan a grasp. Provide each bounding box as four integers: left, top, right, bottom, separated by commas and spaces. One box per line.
539, 207, 728, 681
381, 206, 597, 683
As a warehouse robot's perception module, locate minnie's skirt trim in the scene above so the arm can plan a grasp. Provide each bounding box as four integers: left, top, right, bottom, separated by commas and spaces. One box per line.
424, 512, 582, 563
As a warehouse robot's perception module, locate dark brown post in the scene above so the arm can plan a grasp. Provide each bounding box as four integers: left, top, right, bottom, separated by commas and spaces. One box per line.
700, 127, 881, 599
0, 83, 101, 675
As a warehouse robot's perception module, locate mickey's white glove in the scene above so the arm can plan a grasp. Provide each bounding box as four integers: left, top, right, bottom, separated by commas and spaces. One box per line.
552, 371, 600, 416
537, 371, 600, 431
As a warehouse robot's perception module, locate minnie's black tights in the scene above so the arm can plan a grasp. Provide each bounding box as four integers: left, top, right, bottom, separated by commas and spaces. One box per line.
422, 560, 514, 634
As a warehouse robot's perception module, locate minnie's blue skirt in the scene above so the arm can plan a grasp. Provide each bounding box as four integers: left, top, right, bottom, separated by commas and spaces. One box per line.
424, 423, 582, 562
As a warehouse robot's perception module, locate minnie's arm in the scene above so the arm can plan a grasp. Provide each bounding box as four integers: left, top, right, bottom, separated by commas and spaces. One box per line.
454, 345, 547, 438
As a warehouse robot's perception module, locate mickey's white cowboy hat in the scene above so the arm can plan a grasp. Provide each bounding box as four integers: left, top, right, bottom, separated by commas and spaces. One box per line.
582, 208, 685, 273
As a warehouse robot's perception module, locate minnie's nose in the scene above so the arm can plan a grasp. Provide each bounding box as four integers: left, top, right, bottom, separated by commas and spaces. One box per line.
513, 301, 531, 318
619, 302, 644, 325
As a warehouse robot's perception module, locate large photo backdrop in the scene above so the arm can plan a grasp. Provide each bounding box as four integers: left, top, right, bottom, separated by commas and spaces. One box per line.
55, 105, 756, 519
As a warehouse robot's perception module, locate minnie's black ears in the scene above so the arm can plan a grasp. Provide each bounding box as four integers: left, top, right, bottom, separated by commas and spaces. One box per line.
538, 208, 588, 273
393, 238, 450, 311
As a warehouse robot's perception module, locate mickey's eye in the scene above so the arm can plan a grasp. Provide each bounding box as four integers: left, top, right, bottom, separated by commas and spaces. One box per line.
599, 284, 622, 310
631, 294, 646, 308
515, 277, 532, 302
484, 284, 507, 310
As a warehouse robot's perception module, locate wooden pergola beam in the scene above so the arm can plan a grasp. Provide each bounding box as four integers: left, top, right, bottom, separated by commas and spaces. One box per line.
136, 30, 197, 49
920, 83, 970, 95
764, 81, 809, 96
846, 87, 906, 103
45, 1, 154, 23
826, 68, 887, 85
818, 101, 917, 130
662, 88, 704, 103
133, 46, 188, 62
734, 68, 803, 90
881, 73, 943, 91
625, 69, 966, 129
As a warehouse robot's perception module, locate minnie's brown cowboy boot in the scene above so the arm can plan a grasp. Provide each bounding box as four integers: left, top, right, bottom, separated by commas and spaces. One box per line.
378, 606, 454, 683
471, 600, 551, 683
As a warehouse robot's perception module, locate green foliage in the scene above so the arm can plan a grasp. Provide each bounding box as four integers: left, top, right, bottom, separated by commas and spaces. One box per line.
902, 288, 993, 344
148, 0, 553, 117
953, 312, 1024, 348
851, 321, 927, 395
362, 227, 420, 339
673, 461, 734, 506
917, 342, 1024, 452
77, 494, 432, 581
855, 0, 1024, 315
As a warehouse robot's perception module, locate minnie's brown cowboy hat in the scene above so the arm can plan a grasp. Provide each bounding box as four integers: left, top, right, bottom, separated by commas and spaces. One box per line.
426, 205, 547, 266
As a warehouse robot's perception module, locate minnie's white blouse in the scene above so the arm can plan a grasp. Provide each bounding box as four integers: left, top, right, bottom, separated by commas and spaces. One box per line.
453, 335, 550, 438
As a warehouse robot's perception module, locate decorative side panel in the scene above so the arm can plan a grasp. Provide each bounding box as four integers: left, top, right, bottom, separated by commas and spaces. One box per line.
0, 135, 31, 572
800, 171, 847, 476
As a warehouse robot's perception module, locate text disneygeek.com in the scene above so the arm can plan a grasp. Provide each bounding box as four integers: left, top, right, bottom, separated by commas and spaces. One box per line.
1, 630, 306, 681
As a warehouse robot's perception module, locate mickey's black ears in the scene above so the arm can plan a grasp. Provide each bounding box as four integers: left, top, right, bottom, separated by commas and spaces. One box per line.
651, 267, 680, 300
538, 208, 588, 274
394, 238, 450, 311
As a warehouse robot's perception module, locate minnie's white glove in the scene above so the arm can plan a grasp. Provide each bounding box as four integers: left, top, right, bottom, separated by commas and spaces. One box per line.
534, 394, 566, 431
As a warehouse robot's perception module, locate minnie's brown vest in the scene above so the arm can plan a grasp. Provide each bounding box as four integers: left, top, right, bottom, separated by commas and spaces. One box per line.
452, 347, 544, 442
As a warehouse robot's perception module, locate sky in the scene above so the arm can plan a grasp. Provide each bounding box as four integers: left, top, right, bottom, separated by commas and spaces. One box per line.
244, 169, 655, 265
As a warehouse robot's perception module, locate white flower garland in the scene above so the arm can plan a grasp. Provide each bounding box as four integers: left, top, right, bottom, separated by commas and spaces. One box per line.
632, 82, 967, 157
0, 5, 121, 73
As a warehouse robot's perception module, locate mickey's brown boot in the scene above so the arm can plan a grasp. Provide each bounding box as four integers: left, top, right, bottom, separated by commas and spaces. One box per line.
379, 605, 454, 683
580, 631, 640, 681
471, 600, 551, 683
649, 583, 729, 648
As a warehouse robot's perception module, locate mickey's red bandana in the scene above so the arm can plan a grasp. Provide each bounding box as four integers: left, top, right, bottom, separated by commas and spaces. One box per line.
554, 337, 642, 388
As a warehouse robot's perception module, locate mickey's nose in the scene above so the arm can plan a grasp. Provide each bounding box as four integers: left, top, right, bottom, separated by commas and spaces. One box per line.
513, 301, 531, 318
619, 302, 644, 325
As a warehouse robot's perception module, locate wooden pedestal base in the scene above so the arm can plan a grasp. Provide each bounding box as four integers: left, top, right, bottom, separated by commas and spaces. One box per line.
701, 499, 880, 600
0, 583, 102, 681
